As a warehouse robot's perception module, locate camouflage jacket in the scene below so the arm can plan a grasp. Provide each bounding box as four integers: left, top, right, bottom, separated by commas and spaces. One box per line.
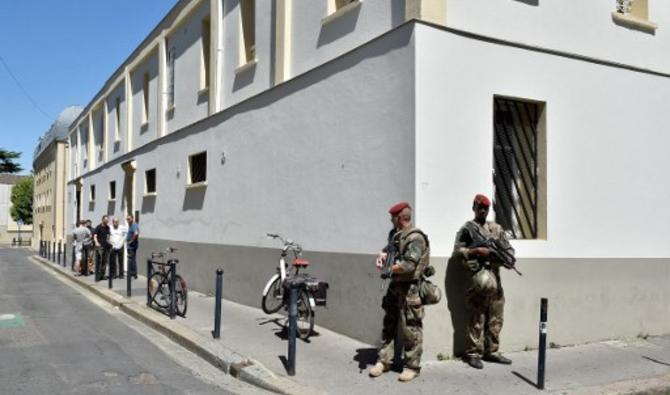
452, 220, 506, 273
393, 227, 430, 283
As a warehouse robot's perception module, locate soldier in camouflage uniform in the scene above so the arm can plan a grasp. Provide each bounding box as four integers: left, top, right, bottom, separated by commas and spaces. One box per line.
452, 194, 514, 369
369, 202, 430, 382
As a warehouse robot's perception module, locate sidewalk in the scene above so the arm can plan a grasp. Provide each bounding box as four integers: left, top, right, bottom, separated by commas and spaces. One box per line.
33, 255, 670, 395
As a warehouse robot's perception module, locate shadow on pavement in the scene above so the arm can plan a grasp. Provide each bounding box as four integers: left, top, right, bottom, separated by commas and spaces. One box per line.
512, 370, 538, 389
642, 356, 670, 367
353, 348, 378, 372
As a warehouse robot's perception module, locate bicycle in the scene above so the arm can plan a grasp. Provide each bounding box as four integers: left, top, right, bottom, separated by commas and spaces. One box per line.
261, 234, 327, 341
148, 247, 188, 317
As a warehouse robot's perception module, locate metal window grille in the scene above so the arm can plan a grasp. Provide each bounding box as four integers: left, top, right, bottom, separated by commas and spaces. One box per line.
189, 152, 207, 184
109, 181, 116, 200
145, 169, 156, 193
90, 185, 96, 202
493, 98, 540, 239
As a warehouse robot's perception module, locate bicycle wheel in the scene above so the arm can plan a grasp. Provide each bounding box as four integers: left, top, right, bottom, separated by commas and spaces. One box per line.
148, 272, 170, 309
296, 290, 314, 341
262, 275, 284, 314
175, 275, 188, 317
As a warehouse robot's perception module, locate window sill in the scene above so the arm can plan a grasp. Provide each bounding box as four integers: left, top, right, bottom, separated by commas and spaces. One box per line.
611, 12, 657, 33
143, 192, 157, 197
322, 1, 362, 25
235, 59, 257, 75
198, 87, 209, 97
108, 199, 116, 203
140, 122, 149, 133
185, 181, 208, 189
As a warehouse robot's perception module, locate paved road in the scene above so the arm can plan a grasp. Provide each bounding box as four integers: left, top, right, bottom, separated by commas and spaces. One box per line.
0, 247, 236, 395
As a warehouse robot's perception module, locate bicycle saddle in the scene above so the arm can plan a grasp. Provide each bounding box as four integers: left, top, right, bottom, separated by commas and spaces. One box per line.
292, 258, 310, 267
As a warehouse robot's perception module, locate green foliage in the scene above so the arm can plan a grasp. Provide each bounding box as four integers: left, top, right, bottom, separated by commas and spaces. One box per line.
0, 149, 22, 173
10, 176, 33, 225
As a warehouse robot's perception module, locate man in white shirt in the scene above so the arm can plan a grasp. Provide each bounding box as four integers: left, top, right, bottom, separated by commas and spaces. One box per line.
72, 220, 90, 275
109, 218, 127, 279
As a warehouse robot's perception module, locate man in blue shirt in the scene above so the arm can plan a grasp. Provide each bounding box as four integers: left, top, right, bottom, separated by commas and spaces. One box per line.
126, 214, 139, 279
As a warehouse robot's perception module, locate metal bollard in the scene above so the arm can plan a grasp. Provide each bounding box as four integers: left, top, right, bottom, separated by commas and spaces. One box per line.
47, 242, 50, 260
169, 261, 176, 320
71, 244, 75, 268
146, 259, 153, 306
212, 268, 224, 339
287, 284, 298, 376
58, 242, 62, 266
12, 238, 15, 247
537, 298, 548, 390
126, 262, 132, 297
108, 252, 113, 289
95, 250, 100, 281
52, 242, 56, 263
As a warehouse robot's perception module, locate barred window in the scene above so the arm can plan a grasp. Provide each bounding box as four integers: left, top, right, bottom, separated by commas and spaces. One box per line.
188, 151, 207, 184
90, 185, 96, 202
493, 97, 546, 239
109, 181, 116, 200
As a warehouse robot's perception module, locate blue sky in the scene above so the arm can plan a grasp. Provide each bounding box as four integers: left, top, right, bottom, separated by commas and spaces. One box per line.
0, 1, 178, 175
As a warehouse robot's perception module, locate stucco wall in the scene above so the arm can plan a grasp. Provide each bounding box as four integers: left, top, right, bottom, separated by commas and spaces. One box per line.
414, 23, 670, 259
445, 0, 670, 73
131, 52, 160, 150
106, 83, 127, 161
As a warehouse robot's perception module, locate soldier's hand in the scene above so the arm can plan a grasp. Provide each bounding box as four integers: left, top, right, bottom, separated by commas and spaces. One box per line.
376, 251, 387, 270
469, 247, 490, 258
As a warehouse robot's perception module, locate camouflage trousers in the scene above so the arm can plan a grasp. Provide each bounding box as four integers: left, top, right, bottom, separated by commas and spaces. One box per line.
378, 281, 424, 370
465, 287, 505, 357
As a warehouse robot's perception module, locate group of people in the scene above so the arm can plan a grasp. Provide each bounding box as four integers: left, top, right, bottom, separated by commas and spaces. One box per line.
72, 214, 140, 281
370, 194, 514, 382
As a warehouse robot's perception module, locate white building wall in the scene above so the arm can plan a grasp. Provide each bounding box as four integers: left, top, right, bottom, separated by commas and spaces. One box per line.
106, 83, 127, 160
445, 0, 670, 73
220, 0, 274, 108
165, 1, 211, 134
289, 0, 406, 78
414, 23, 670, 259
0, 185, 9, 227
131, 53, 160, 149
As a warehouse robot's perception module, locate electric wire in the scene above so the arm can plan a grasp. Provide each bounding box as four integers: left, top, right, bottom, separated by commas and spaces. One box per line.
0, 54, 52, 120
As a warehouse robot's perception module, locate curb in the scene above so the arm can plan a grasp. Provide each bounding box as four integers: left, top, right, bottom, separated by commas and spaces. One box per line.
31, 255, 322, 395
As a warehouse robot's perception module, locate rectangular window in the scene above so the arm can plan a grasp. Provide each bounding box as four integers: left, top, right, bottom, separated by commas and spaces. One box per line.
145, 168, 157, 194
240, 1, 255, 64
617, 0, 648, 19
201, 18, 211, 90
167, 46, 176, 108
109, 181, 116, 200
188, 151, 207, 184
493, 96, 546, 240
115, 97, 121, 141
90, 185, 96, 202
142, 72, 150, 124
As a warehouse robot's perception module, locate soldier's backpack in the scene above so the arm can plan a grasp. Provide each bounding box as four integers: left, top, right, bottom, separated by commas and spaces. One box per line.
419, 278, 442, 305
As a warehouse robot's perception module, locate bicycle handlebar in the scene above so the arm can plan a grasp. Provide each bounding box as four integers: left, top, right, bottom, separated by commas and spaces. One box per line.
266, 233, 302, 254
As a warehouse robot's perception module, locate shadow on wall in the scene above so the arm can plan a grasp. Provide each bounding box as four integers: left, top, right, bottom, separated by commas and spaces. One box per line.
88, 202, 95, 213
233, 64, 257, 92
446, 255, 469, 357
107, 201, 116, 216
142, 195, 156, 214
513, 0, 539, 6
182, 187, 206, 211
317, 5, 361, 47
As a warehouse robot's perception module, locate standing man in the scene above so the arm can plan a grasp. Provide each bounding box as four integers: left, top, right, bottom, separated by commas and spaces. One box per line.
369, 202, 430, 382
452, 194, 514, 369
72, 220, 90, 276
126, 214, 139, 279
93, 215, 112, 282
82, 220, 94, 276
109, 218, 127, 279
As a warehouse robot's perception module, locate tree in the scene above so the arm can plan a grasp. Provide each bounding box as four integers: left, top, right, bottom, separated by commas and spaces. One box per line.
0, 149, 22, 173
10, 176, 33, 225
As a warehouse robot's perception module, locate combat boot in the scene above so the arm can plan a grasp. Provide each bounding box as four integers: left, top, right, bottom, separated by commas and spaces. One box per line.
368, 362, 390, 378
483, 354, 512, 365
464, 354, 483, 369
398, 368, 419, 382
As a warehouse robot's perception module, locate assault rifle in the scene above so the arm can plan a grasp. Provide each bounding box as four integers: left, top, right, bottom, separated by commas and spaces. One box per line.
380, 231, 400, 289
466, 222, 522, 276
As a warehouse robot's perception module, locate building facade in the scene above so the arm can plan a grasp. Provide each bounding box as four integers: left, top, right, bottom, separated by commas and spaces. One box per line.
0, 174, 33, 245
33, 107, 82, 248
67, 0, 670, 356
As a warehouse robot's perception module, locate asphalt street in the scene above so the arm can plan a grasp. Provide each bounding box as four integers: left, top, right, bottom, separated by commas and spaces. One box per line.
0, 247, 240, 395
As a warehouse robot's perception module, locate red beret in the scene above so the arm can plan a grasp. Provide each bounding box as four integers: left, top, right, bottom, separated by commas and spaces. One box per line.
473, 194, 491, 207
389, 202, 411, 216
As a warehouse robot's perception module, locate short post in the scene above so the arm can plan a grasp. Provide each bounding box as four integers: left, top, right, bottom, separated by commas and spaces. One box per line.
287, 283, 298, 376
52, 242, 56, 262
71, 244, 75, 268
537, 298, 548, 390
108, 253, 113, 289
94, 250, 100, 281
47, 242, 50, 260
63, 243, 67, 268
12, 238, 16, 247
126, 267, 132, 298
58, 242, 62, 266
39, 240, 42, 256
146, 259, 153, 306
212, 268, 224, 339
169, 261, 176, 320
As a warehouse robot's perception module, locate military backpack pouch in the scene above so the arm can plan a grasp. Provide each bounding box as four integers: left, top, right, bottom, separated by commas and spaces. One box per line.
419, 279, 442, 305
